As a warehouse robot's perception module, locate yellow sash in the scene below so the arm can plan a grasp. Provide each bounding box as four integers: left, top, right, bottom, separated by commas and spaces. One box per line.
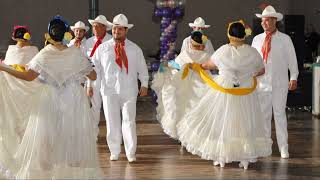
10, 64, 26, 72
182, 63, 257, 96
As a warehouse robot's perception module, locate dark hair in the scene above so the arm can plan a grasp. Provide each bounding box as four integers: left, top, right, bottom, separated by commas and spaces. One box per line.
48, 18, 69, 42
228, 22, 246, 39
191, 31, 203, 44
13, 27, 28, 40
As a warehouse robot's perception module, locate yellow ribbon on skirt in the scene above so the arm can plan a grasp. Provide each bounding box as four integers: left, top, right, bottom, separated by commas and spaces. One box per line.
181, 63, 257, 96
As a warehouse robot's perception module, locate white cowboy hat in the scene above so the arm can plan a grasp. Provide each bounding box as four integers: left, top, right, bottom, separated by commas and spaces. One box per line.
256, 5, 283, 21
88, 15, 112, 30
70, 21, 89, 32
188, 17, 210, 28
111, 14, 134, 29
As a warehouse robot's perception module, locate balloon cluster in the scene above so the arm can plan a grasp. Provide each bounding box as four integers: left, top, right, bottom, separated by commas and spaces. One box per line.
151, 0, 185, 104
154, 0, 185, 63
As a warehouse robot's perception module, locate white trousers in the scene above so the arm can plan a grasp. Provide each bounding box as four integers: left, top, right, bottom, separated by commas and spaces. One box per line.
91, 81, 102, 126
258, 88, 289, 152
102, 95, 137, 156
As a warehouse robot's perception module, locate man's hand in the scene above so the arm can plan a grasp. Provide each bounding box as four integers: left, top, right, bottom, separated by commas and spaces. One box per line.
87, 87, 94, 97
288, 80, 297, 91
139, 86, 148, 97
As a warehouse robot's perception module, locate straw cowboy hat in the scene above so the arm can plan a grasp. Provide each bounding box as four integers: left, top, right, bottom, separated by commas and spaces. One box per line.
70, 21, 89, 32
88, 15, 112, 30
256, 5, 283, 21
111, 14, 134, 29
188, 17, 210, 28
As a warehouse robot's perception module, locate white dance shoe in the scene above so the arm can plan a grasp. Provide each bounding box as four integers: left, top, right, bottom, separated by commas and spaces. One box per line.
110, 154, 119, 161
127, 155, 136, 163
239, 161, 249, 170
213, 161, 225, 167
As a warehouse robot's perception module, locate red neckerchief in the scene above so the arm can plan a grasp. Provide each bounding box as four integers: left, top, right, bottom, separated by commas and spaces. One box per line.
114, 40, 128, 74
261, 29, 276, 62
89, 32, 106, 57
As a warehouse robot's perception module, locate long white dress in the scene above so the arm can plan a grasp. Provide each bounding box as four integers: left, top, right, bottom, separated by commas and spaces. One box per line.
152, 49, 211, 139
0, 44, 40, 176
0, 45, 103, 179
177, 44, 272, 163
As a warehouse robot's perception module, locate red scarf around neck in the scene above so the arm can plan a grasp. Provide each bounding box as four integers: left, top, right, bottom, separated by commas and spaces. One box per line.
89, 32, 106, 57
261, 29, 276, 62
114, 40, 128, 74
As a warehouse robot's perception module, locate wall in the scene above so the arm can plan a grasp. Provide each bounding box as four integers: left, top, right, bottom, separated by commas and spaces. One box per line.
1, 0, 318, 58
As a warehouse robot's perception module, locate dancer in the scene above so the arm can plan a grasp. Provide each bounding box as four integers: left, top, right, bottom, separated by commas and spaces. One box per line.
93, 14, 149, 162
152, 31, 211, 139
177, 20, 272, 169
3, 25, 38, 65
252, 5, 299, 158
181, 17, 214, 55
0, 15, 103, 179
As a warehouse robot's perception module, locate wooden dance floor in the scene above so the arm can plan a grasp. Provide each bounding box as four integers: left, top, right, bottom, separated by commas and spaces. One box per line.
97, 97, 320, 180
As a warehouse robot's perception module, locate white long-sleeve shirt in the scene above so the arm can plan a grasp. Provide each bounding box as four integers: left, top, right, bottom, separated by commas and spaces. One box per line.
181, 36, 214, 55
83, 33, 112, 87
67, 37, 87, 54
252, 30, 299, 92
92, 38, 149, 98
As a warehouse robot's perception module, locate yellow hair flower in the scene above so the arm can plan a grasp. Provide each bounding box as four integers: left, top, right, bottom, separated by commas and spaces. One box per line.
10, 64, 26, 72
44, 33, 51, 41
64, 32, 73, 41
245, 27, 252, 37
23, 32, 31, 40
202, 35, 208, 44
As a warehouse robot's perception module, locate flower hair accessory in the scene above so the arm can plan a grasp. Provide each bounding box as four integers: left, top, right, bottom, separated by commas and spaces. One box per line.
202, 35, 208, 44
64, 32, 73, 42
12, 25, 31, 41
23, 32, 31, 40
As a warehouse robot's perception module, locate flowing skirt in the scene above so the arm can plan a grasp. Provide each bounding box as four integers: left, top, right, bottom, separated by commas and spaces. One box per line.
0, 73, 103, 179
177, 75, 272, 162
152, 67, 208, 139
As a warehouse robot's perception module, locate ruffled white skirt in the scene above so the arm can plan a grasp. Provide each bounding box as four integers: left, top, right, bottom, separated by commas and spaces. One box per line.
177, 75, 272, 162
0, 73, 103, 179
152, 67, 208, 139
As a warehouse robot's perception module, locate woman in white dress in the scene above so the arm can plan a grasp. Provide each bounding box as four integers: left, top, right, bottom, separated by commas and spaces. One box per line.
0, 26, 40, 172
3, 25, 39, 65
0, 16, 103, 179
152, 31, 212, 139
176, 20, 272, 169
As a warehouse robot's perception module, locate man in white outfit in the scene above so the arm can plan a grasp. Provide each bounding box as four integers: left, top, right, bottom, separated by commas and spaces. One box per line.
251, 5, 299, 159
68, 21, 89, 52
92, 14, 149, 162
84, 15, 112, 125
181, 17, 214, 55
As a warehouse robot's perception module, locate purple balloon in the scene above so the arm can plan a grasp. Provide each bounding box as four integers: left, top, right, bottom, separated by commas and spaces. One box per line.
161, 45, 169, 51
174, 7, 184, 17
161, 40, 168, 46
161, 22, 170, 29
151, 62, 160, 71
162, 8, 172, 18
154, 8, 162, 17
160, 50, 167, 56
